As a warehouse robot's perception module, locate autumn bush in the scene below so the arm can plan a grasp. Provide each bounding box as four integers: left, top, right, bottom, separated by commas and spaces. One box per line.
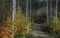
0, 6, 32, 38
14, 7, 32, 38
0, 15, 12, 38
52, 16, 60, 32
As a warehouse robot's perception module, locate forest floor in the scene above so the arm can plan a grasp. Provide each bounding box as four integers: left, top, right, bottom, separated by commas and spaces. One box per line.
32, 23, 51, 38
33, 31, 49, 38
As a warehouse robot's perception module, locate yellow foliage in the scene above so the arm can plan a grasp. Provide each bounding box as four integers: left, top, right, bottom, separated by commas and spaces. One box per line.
52, 16, 60, 33
14, 7, 31, 35
6, 16, 12, 27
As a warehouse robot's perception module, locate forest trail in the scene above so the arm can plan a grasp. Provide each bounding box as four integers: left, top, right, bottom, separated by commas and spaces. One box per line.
32, 23, 49, 38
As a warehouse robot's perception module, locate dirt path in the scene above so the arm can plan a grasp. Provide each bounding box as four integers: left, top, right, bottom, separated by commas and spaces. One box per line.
32, 23, 49, 38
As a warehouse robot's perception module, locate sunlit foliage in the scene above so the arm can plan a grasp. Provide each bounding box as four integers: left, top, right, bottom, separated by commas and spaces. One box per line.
52, 16, 60, 33
14, 7, 31, 38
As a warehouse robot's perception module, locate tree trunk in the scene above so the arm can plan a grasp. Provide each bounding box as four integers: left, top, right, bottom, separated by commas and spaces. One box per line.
49, 0, 53, 26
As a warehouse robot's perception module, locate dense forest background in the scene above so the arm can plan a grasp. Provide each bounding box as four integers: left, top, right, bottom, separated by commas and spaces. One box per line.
0, 0, 60, 38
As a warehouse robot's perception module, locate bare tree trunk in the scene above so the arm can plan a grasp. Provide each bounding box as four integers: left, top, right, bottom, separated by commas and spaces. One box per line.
56, 0, 58, 25
46, 0, 49, 26
12, 0, 16, 38
49, 0, 53, 26
26, 0, 28, 22
30, 0, 32, 23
